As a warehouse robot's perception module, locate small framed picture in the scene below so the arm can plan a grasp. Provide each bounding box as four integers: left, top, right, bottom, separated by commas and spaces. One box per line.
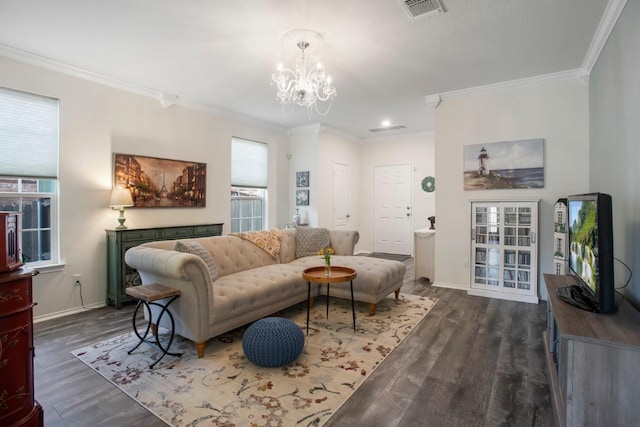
296, 171, 309, 187
296, 189, 309, 206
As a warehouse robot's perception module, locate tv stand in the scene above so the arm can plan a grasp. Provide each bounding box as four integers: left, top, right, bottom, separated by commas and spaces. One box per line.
544, 274, 640, 426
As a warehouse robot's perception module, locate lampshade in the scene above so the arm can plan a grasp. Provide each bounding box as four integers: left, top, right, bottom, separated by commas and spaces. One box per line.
109, 187, 134, 208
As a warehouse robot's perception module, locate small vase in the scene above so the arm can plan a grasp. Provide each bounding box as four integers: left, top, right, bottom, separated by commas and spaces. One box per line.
324, 262, 331, 277
293, 208, 301, 225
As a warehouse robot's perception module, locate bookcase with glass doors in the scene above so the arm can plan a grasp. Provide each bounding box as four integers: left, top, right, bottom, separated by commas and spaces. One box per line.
469, 200, 539, 303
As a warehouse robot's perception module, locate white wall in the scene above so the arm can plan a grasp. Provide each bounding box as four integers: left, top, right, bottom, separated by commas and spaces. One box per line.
589, 0, 640, 306
434, 79, 590, 300
288, 124, 320, 226
0, 56, 290, 319
358, 132, 435, 253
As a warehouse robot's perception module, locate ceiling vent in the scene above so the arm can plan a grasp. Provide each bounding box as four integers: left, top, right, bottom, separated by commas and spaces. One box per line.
398, 0, 446, 20
368, 124, 407, 133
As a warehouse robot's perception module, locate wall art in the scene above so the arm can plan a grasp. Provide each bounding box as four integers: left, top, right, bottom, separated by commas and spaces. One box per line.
296, 189, 309, 206
296, 171, 309, 187
463, 138, 544, 190
113, 153, 206, 207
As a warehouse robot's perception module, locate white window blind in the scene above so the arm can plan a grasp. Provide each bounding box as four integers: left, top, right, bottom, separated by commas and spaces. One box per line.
231, 138, 268, 188
0, 87, 59, 179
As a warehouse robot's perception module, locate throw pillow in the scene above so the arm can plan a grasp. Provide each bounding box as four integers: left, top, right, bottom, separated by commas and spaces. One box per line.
295, 227, 331, 258
174, 240, 221, 283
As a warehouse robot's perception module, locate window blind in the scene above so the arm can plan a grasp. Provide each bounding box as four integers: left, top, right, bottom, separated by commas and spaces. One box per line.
0, 86, 59, 179
231, 138, 268, 188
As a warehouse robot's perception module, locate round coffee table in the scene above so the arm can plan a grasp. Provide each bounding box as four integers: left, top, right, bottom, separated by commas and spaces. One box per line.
302, 266, 357, 334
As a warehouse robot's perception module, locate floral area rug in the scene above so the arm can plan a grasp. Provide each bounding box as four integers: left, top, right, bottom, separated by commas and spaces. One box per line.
72, 294, 438, 426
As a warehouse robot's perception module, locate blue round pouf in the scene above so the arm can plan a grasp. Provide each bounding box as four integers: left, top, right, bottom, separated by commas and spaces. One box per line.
242, 317, 305, 367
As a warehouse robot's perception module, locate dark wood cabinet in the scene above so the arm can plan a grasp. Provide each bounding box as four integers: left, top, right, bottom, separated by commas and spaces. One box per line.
106, 224, 223, 308
0, 267, 42, 427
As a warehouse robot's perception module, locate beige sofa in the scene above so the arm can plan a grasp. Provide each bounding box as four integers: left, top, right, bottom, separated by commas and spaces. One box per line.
124, 228, 406, 358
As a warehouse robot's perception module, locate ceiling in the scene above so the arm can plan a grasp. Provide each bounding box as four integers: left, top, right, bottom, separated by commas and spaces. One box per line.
0, 0, 611, 139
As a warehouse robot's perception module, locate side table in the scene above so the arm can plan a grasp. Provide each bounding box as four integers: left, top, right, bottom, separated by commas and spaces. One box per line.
125, 283, 182, 368
302, 266, 357, 334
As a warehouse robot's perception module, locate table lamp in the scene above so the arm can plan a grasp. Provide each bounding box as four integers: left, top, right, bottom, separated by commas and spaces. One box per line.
109, 187, 134, 229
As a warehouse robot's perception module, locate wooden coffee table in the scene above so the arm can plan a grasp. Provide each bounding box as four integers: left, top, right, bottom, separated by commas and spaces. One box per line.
302, 266, 357, 334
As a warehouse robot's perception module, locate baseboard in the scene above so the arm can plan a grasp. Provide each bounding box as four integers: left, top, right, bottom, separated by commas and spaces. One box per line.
467, 288, 539, 304
432, 281, 468, 291
34, 301, 106, 323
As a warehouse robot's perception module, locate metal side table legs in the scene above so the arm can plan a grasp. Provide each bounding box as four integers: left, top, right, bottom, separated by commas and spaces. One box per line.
125, 283, 182, 368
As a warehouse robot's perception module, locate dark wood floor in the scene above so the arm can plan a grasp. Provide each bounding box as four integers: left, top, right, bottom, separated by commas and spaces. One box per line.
33, 259, 554, 426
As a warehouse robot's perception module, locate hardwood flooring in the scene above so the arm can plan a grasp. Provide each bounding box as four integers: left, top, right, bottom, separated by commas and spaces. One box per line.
33, 259, 553, 426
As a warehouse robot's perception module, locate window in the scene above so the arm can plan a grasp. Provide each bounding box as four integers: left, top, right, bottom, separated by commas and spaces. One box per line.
231, 187, 266, 232
0, 87, 59, 267
231, 138, 267, 233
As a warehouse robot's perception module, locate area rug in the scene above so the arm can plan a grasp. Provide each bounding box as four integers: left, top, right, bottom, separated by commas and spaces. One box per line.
72, 294, 437, 426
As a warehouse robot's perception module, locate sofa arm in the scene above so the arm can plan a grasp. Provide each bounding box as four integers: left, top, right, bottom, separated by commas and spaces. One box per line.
329, 230, 360, 255
124, 246, 213, 343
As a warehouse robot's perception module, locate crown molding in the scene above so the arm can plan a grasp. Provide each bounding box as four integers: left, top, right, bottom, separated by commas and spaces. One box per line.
433, 68, 589, 101
0, 43, 161, 98
582, 0, 628, 73
424, 94, 441, 109
360, 130, 434, 144
287, 123, 321, 137
429, 0, 628, 102
0, 43, 287, 134
318, 124, 361, 143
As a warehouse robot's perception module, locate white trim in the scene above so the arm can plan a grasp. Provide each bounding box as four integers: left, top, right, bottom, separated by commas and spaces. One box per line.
468, 288, 539, 304
0, 44, 287, 134
29, 262, 65, 274
582, 0, 628, 73
435, 69, 588, 101
318, 124, 361, 143
432, 281, 468, 291
33, 301, 106, 323
427, 0, 628, 102
361, 130, 434, 144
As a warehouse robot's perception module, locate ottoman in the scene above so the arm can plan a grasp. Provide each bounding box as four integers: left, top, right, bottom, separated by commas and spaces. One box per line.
242, 317, 305, 367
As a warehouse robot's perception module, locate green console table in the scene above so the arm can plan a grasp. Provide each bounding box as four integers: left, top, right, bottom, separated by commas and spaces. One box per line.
106, 223, 223, 308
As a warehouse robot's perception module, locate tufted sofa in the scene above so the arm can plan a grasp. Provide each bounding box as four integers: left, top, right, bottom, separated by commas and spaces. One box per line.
124, 228, 406, 358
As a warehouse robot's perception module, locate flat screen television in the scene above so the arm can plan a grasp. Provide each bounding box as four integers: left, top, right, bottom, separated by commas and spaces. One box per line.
557, 192, 616, 313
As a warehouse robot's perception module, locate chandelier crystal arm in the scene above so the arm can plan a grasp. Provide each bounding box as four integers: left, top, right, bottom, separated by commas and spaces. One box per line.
271, 32, 336, 117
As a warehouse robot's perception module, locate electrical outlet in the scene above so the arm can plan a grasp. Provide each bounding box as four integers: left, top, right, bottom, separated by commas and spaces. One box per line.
73, 274, 81, 286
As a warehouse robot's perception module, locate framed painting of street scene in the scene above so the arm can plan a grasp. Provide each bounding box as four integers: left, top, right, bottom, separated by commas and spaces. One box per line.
113, 153, 206, 207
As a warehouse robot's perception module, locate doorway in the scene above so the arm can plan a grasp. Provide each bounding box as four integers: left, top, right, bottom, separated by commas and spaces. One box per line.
333, 162, 350, 229
372, 164, 412, 254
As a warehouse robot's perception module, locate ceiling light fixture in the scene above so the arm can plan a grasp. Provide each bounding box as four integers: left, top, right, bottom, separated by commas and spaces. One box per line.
271, 29, 336, 117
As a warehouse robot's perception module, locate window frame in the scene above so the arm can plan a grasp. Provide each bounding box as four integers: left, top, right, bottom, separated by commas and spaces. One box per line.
230, 137, 268, 233
0, 86, 60, 269
230, 186, 266, 233
0, 177, 59, 268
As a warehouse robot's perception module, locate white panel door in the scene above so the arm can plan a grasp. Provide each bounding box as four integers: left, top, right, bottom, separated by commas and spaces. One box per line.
373, 164, 412, 254
333, 163, 350, 229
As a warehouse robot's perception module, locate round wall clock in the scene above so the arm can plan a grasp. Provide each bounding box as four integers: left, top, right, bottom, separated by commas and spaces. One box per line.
421, 176, 435, 193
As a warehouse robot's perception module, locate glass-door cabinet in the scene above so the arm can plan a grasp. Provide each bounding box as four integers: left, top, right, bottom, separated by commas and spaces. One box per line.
470, 201, 539, 303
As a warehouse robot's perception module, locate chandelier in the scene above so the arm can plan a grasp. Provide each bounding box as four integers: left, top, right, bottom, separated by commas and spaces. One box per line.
271, 30, 337, 117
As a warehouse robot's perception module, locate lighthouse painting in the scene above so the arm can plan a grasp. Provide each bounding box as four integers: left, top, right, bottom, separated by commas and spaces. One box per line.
463, 138, 544, 190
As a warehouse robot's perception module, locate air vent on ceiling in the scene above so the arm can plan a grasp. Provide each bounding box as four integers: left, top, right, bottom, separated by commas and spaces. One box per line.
368, 124, 407, 133
398, 0, 446, 20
